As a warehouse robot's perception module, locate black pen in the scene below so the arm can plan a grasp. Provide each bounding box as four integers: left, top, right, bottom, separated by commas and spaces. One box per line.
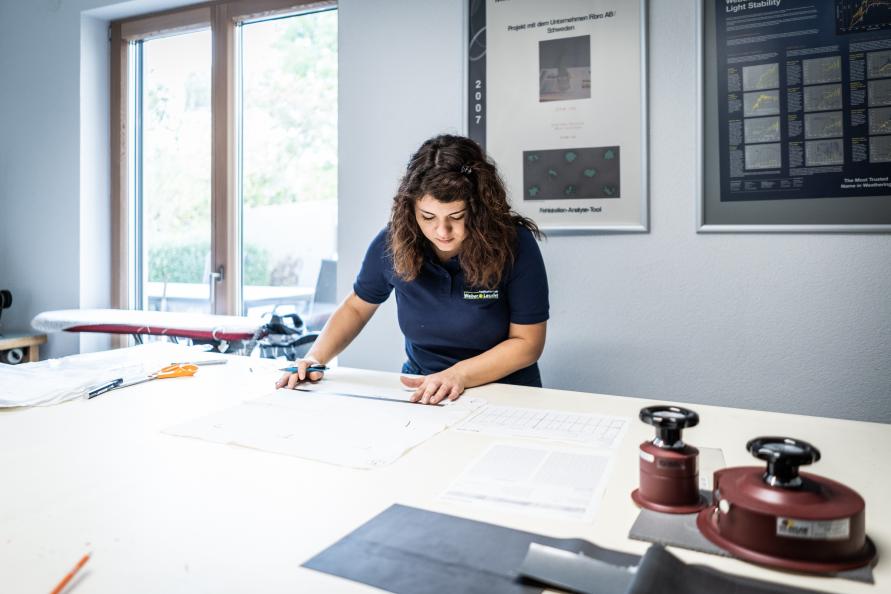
279, 365, 329, 373
87, 378, 124, 399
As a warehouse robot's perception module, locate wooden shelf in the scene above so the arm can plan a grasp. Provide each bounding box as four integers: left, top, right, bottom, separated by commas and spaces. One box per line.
0, 331, 47, 363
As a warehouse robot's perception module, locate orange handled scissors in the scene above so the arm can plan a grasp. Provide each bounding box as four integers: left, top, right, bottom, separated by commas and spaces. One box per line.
87, 364, 200, 399
122, 363, 199, 388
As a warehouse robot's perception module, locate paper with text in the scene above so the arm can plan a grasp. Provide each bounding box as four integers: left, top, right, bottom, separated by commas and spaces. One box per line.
441, 443, 614, 521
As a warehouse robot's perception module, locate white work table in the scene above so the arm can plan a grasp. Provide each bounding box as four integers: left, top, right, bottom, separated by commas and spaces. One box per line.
1, 353, 888, 593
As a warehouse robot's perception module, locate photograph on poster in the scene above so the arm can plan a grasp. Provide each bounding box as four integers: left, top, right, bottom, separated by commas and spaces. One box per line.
468, 0, 647, 232
523, 146, 620, 200
699, 0, 891, 232
539, 35, 591, 102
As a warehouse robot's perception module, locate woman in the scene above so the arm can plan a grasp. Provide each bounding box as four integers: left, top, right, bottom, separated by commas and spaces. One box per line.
276, 134, 549, 404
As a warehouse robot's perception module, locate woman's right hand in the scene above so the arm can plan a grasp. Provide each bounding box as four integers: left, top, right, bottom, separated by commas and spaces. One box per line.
275, 356, 325, 389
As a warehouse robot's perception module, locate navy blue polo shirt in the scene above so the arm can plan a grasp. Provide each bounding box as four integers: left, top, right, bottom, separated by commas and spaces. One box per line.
353, 225, 549, 387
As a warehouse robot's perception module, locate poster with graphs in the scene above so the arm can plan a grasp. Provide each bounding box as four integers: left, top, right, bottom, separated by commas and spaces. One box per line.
701, 0, 891, 230
468, 0, 647, 231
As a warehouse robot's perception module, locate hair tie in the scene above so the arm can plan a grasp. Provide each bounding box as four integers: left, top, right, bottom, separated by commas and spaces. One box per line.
460, 165, 472, 176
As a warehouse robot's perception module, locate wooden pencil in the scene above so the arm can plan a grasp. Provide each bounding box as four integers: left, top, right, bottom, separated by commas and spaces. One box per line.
50, 552, 90, 594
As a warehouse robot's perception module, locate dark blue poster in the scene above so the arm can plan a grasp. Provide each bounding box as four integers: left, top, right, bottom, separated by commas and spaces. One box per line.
715, 0, 891, 203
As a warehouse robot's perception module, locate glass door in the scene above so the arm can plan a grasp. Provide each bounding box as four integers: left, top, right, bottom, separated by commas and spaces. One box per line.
137, 30, 213, 314
238, 9, 338, 323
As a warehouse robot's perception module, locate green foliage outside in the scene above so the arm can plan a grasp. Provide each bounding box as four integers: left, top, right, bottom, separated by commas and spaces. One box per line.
242, 10, 338, 209
141, 11, 337, 287
149, 243, 270, 286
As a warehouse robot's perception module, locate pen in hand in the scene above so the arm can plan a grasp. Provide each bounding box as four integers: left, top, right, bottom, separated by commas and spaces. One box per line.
279, 365, 329, 374
276, 364, 327, 389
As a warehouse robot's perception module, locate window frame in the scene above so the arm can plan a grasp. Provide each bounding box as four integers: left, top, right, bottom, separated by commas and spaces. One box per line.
110, 0, 337, 320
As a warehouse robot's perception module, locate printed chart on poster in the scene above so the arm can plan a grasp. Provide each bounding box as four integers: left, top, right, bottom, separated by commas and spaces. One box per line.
468, 0, 648, 232
700, 0, 891, 231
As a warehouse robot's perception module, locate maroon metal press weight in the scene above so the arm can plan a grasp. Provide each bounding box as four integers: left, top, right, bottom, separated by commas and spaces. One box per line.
631, 405, 707, 514
696, 437, 876, 573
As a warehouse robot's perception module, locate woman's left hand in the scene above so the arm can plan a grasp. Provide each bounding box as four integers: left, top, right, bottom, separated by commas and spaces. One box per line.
400, 368, 466, 405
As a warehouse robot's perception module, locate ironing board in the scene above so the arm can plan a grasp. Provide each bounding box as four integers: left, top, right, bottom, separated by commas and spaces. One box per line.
31, 309, 264, 342
31, 309, 319, 359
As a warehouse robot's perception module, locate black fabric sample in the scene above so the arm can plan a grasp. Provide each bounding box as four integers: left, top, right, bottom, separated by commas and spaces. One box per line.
303, 504, 639, 594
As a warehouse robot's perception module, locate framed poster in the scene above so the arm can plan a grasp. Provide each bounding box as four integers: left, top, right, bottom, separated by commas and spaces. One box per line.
467, 0, 648, 232
699, 0, 891, 232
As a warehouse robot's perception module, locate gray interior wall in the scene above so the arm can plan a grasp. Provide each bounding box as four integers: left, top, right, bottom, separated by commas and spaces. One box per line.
0, 0, 84, 358
79, 13, 112, 354
338, 0, 891, 423
0, 0, 888, 422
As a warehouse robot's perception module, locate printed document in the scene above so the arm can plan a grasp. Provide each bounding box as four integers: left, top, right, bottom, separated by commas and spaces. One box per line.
442, 443, 614, 521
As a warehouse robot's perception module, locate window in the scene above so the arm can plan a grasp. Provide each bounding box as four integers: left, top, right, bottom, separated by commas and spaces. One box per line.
111, 1, 337, 323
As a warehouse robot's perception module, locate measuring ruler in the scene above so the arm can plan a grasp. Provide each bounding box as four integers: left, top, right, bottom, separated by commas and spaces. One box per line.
292, 387, 444, 407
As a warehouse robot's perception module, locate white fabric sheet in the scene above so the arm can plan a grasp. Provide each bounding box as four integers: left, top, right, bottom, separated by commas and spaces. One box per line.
164, 385, 484, 469
0, 342, 213, 407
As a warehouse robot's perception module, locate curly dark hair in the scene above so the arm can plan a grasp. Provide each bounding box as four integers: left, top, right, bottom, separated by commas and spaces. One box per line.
389, 134, 541, 289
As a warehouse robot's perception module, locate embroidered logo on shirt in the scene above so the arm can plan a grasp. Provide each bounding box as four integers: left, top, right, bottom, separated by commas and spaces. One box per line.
463, 290, 500, 300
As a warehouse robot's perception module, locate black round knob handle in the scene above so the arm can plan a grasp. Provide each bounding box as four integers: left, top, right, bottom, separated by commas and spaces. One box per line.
639, 406, 699, 448
747, 436, 820, 487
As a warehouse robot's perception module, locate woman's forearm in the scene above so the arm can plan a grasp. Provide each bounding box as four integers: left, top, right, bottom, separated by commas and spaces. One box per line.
306, 292, 379, 364
451, 322, 546, 388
